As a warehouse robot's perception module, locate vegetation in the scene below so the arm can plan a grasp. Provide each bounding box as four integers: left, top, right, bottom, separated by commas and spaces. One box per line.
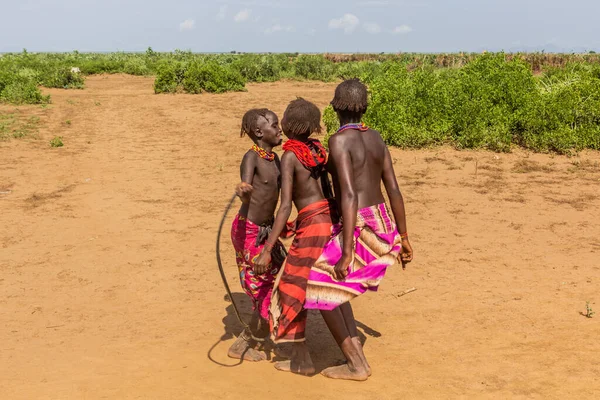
50, 136, 64, 147
325, 53, 600, 153
584, 302, 595, 318
0, 113, 40, 140
2, 49, 600, 153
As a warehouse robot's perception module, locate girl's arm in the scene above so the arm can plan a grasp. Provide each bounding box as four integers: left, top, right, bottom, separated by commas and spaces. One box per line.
381, 146, 413, 267
254, 152, 295, 273
381, 146, 407, 235
329, 134, 357, 281
235, 152, 256, 203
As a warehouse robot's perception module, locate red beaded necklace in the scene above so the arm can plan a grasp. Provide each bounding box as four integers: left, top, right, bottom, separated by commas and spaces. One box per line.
251, 144, 275, 162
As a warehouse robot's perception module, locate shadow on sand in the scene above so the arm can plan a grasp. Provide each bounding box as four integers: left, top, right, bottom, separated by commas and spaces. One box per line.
207, 293, 381, 373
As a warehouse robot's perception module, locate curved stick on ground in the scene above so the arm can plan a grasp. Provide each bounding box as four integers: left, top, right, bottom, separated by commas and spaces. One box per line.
216, 193, 250, 329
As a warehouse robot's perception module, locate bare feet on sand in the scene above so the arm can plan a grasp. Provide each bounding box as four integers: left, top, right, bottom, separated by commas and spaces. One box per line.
321, 337, 370, 381
227, 334, 268, 362
321, 363, 369, 381
274, 342, 315, 376
352, 337, 372, 376
272, 345, 291, 359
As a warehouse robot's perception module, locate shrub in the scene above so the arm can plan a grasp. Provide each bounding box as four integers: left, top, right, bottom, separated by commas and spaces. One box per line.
232, 54, 290, 82
182, 61, 246, 94
366, 63, 451, 148
322, 105, 338, 148
521, 65, 600, 153
123, 58, 150, 76
50, 136, 64, 147
154, 61, 186, 94
336, 61, 383, 83
42, 67, 85, 89
0, 77, 50, 105
448, 53, 537, 151
293, 55, 336, 81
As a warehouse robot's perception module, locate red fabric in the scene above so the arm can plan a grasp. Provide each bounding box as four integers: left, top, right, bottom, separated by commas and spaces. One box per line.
282, 139, 327, 172
270, 199, 337, 342
280, 220, 297, 239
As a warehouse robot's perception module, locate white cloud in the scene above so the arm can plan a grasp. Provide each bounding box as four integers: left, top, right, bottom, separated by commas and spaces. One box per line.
392, 24, 413, 34
234, 9, 252, 22
264, 24, 295, 34
179, 19, 195, 32
328, 14, 360, 34
216, 5, 228, 20
363, 22, 382, 34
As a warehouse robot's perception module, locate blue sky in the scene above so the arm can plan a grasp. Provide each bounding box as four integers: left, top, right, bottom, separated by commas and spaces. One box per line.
2, 0, 599, 53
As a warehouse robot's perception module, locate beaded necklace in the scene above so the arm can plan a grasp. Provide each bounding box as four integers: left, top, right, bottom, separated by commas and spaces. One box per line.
251, 144, 275, 162
336, 122, 369, 133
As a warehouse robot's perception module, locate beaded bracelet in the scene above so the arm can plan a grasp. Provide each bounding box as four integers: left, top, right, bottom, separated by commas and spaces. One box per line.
400, 232, 409, 239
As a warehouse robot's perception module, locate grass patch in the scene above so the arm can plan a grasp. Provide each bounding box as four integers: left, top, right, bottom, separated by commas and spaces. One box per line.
50, 136, 64, 147
0, 113, 40, 140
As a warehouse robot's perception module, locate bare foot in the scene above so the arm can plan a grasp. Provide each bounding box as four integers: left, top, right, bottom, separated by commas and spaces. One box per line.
352, 337, 371, 376
274, 360, 315, 376
272, 345, 292, 360
321, 364, 369, 381
227, 335, 268, 362
274, 342, 315, 376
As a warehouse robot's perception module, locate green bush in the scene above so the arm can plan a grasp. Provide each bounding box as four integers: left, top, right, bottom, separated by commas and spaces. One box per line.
366, 64, 451, 148
50, 136, 64, 147
0, 77, 50, 105
336, 61, 383, 83
448, 53, 537, 151
182, 61, 246, 94
154, 61, 186, 94
232, 54, 290, 82
42, 67, 85, 89
123, 58, 150, 76
520, 65, 600, 152
360, 53, 600, 153
293, 55, 336, 81
322, 105, 338, 148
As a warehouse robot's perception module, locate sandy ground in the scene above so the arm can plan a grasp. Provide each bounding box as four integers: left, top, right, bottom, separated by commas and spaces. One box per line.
1, 75, 599, 399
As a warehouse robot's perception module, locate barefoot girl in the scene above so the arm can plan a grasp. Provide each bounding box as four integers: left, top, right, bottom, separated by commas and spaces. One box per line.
228, 108, 286, 361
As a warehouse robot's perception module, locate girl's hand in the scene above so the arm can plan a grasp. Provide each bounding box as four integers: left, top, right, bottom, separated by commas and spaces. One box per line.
254, 250, 271, 275
235, 182, 253, 204
399, 238, 413, 269
332, 253, 352, 281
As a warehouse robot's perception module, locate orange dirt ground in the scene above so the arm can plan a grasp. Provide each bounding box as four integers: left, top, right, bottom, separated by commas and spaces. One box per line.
1, 75, 599, 399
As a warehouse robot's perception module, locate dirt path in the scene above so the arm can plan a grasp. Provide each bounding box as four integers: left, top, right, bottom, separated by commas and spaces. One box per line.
1, 75, 599, 399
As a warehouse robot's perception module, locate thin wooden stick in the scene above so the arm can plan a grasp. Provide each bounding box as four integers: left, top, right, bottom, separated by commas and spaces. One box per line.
397, 287, 417, 297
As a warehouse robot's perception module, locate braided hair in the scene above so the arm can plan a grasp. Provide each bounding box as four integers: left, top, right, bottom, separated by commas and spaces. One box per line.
282, 98, 322, 136
240, 108, 270, 138
330, 78, 368, 114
